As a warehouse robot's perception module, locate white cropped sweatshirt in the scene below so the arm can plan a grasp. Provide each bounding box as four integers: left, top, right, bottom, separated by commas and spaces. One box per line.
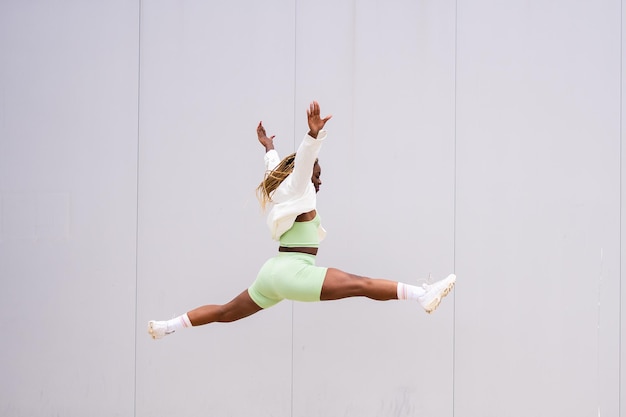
263, 130, 327, 241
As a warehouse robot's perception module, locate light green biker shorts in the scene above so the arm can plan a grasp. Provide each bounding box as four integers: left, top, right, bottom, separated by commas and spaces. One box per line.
248, 252, 328, 309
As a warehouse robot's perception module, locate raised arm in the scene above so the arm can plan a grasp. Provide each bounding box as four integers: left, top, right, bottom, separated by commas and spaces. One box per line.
287, 101, 332, 193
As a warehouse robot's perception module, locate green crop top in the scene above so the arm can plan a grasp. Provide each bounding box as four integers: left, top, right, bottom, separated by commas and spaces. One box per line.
279, 213, 321, 248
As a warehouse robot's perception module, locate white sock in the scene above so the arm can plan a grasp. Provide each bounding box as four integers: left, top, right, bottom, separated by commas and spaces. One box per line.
397, 282, 426, 301
166, 313, 192, 332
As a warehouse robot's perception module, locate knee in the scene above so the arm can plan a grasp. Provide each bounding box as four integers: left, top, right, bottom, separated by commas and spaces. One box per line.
215, 304, 239, 323
218, 293, 261, 323
329, 269, 369, 295
353, 276, 375, 295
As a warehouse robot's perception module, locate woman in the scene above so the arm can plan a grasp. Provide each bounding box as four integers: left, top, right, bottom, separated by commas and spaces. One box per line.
148, 101, 455, 339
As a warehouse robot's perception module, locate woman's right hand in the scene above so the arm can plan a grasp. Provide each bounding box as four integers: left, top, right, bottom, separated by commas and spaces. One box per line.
257, 121, 275, 151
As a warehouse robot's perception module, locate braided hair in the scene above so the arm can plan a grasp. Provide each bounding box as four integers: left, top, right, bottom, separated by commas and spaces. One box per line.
256, 153, 296, 210
256, 153, 318, 210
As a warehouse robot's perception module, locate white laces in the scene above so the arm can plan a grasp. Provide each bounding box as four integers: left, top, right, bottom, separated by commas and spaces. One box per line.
417, 272, 434, 288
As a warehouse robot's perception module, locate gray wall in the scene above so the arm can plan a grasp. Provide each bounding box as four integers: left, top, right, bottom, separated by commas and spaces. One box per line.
0, 1, 623, 416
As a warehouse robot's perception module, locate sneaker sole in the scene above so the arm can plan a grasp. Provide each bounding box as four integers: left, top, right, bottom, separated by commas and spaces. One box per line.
424, 280, 455, 314
148, 321, 158, 340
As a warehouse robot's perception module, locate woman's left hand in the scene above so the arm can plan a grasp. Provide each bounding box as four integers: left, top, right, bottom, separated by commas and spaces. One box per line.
307, 101, 332, 138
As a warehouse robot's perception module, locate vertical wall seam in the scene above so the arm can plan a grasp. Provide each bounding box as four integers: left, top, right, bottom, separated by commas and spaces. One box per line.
618, 3, 622, 412
134, 1, 142, 416
452, 0, 458, 416
352, 0, 356, 225
291, 3, 298, 416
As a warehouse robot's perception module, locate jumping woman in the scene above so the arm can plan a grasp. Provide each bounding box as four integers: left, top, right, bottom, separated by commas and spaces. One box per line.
148, 101, 456, 339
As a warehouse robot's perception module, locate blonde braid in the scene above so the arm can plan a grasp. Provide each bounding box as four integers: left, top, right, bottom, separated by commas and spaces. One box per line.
256, 153, 296, 211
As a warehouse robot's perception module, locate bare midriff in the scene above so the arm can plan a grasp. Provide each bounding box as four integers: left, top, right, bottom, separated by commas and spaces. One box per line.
295, 210, 316, 222
278, 246, 318, 255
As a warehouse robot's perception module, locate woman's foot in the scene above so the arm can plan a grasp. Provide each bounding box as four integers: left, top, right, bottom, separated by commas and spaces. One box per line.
148, 320, 174, 340
417, 274, 456, 313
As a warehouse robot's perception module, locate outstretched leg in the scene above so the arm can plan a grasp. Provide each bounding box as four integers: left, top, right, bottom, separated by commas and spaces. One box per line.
319, 268, 456, 313
148, 290, 262, 339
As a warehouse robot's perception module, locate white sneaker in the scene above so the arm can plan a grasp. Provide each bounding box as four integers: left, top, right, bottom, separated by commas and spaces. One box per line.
148, 320, 174, 340
417, 274, 456, 314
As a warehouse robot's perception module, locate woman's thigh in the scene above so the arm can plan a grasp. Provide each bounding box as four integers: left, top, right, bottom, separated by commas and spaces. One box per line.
320, 268, 397, 301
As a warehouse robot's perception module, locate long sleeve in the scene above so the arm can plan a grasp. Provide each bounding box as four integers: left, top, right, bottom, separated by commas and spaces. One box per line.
285, 131, 326, 195
264, 149, 281, 171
